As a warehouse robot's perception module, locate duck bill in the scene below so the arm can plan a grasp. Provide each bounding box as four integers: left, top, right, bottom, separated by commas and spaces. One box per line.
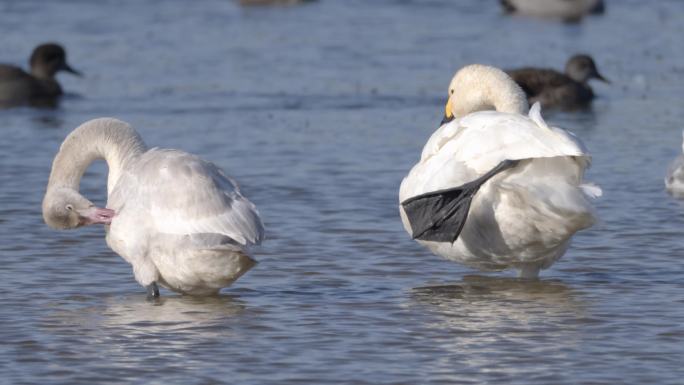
593, 71, 609, 84
78, 207, 115, 226
61, 63, 83, 77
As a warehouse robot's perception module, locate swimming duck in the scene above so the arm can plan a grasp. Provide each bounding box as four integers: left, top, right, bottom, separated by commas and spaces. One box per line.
506, 54, 608, 110
43, 118, 264, 297
501, 0, 605, 22
399, 65, 600, 278
665, 131, 684, 198
0, 43, 81, 107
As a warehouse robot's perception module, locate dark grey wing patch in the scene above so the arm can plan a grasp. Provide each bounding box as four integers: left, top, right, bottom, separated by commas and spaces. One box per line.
402, 182, 475, 243
500, 0, 516, 13
401, 159, 520, 243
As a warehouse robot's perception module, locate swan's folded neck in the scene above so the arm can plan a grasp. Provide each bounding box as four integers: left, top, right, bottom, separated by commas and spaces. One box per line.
450, 64, 529, 117
46, 118, 147, 196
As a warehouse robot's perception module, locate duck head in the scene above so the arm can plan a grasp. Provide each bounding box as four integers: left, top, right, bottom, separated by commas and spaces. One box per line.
29, 43, 82, 79
565, 54, 608, 84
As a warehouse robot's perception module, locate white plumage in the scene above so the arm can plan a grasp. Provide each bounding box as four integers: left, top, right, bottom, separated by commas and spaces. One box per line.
399, 65, 600, 278
665, 131, 684, 198
43, 118, 264, 295
501, 0, 604, 22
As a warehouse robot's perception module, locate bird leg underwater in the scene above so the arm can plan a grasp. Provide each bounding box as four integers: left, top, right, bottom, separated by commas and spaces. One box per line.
517, 264, 541, 279
401, 159, 520, 243
146, 282, 160, 299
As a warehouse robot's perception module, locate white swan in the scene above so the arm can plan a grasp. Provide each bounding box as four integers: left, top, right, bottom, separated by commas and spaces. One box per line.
501, 0, 604, 22
399, 65, 600, 278
665, 131, 684, 198
43, 118, 264, 296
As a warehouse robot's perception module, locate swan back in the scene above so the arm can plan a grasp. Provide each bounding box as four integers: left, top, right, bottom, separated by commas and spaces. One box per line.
418, 105, 588, 176
447, 64, 529, 118
108, 149, 264, 247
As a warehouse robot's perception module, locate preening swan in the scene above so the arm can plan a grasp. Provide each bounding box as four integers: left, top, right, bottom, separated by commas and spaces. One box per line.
665, 131, 684, 198
399, 65, 600, 278
43, 118, 264, 296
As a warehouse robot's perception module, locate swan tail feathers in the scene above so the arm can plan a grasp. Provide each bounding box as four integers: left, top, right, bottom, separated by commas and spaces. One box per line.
528, 102, 551, 130
580, 183, 603, 199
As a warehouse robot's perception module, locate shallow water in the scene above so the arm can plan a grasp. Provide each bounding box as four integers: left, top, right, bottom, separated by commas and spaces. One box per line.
1, 0, 684, 384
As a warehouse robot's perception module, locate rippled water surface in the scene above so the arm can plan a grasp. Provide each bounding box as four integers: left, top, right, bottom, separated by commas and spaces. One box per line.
1, 1, 684, 384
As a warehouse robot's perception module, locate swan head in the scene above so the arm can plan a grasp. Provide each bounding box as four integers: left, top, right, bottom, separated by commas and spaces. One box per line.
442, 64, 529, 124
42, 188, 114, 230
565, 54, 608, 84
29, 43, 82, 79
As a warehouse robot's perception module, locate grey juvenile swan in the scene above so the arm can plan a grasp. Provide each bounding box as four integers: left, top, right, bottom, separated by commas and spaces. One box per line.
43, 118, 264, 297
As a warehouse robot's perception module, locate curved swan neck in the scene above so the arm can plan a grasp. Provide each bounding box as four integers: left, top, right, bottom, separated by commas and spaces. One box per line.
46, 118, 147, 195
449, 64, 529, 117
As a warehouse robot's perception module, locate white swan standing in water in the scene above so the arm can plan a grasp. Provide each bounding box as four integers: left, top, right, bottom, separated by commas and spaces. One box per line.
665, 131, 684, 198
43, 118, 264, 296
399, 65, 600, 278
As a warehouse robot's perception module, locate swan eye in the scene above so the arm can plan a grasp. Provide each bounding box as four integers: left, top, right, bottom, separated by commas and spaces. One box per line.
450, 89, 454, 95
66, 204, 74, 211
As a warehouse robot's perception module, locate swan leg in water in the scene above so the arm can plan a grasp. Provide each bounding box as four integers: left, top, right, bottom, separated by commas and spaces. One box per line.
146, 282, 160, 299
401, 159, 520, 243
517, 264, 542, 279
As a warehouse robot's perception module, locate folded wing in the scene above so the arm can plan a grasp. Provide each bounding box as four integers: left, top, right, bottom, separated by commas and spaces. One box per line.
128, 149, 264, 246
420, 103, 588, 173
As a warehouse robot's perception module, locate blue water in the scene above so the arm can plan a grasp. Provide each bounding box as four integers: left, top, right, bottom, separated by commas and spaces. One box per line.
1, 0, 683, 384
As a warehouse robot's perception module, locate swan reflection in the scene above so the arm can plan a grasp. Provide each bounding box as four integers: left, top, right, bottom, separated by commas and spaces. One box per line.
410, 275, 587, 333
407, 275, 588, 375
47, 294, 247, 343
40, 294, 248, 372
100, 295, 247, 330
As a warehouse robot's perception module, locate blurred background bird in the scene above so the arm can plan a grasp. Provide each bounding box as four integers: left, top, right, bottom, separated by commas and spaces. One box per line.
0, 43, 81, 108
